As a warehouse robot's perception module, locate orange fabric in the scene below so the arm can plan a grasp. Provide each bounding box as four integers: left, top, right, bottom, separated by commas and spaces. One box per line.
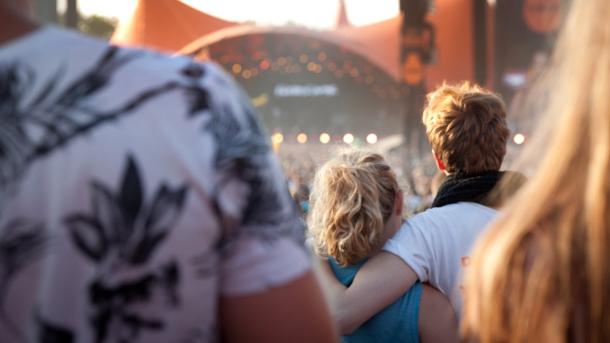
332, 0, 474, 87
335, 0, 351, 28
113, 0, 475, 87
111, 0, 236, 52
427, 0, 474, 89
332, 16, 402, 81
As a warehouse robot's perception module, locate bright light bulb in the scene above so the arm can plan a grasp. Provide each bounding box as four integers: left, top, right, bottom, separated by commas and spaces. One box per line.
271, 132, 284, 144
513, 133, 525, 145
297, 133, 308, 144
343, 133, 354, 144
366, 133, 378, 144
320, 133, 331, 144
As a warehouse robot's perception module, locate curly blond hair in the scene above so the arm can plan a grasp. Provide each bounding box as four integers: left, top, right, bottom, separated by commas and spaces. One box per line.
308, 151, 399, 266
423, 82, 509, 174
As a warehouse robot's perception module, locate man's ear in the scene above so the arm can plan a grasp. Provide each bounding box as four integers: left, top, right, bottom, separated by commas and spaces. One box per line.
432, 150, 447, 173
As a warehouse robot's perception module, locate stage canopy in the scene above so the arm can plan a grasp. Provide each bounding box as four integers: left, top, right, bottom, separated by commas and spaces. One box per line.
182, 26, 404, 139
111, 0, 475, 87
111, 0, 482, 147
111, 0, 237, 52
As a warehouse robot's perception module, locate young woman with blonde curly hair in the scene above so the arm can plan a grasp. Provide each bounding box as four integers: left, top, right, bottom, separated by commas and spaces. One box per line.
462, 0, 610, 341
309, 151, 457, 343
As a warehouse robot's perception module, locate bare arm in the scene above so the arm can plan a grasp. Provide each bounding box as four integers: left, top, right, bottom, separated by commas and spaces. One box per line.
419, 285, 458, 343
220, 271, 339, 343
327, 252, 419, 334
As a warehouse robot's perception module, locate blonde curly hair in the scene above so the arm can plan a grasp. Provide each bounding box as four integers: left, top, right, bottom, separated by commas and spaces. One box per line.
308, 151, 400, 266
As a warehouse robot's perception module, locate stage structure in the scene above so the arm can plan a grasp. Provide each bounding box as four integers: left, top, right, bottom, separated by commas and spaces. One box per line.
182, 27, 403, 142
113, 0, 481, 154
399, 0, 436, 161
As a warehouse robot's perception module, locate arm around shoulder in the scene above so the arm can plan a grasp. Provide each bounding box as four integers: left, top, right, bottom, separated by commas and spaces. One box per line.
334, 251, 418, 334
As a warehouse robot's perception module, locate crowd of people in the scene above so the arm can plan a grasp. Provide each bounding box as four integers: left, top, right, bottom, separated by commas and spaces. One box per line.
0, 0, 609, 342
281, 148, 444, 220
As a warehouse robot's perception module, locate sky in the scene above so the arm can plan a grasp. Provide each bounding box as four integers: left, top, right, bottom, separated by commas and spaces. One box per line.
60, 0, 400, 29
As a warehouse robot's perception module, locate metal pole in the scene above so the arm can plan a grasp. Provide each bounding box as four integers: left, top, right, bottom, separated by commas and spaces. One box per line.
66, 0, 79, 29
399, 0, 435, 164
473, 0, 488, 86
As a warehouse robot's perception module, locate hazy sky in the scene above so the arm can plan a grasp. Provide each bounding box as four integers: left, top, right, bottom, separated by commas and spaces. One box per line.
65, 0, 400, 29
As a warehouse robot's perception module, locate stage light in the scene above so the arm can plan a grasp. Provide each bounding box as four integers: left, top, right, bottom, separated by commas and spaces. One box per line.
271, 132, 284, 144
513, 133, 525, 145
318, 52, 327, 62
320, 133, 331, 144
343, 133, 354, 144
366, 133, 378, 144
231, 64, 242, 74
503, 72, 526, 88
297, 133, 308, 144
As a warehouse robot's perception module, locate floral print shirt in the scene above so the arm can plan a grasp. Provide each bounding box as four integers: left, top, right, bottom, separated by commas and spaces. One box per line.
0, 27, 309, 343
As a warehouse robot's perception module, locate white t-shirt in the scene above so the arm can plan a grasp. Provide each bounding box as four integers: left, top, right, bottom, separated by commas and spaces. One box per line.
383, 202, 497, 315
0, 27, 310, 342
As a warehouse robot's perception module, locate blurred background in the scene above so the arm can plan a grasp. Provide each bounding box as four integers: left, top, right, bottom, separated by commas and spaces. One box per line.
34, 0, 564, 215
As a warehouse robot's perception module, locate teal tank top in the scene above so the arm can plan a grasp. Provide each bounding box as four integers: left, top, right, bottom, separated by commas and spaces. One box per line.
329, 258, 422, 343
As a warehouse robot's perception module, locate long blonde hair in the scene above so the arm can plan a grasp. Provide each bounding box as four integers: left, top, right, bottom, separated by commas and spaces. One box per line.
308, 151, 399, 266
462, 0, 610, 342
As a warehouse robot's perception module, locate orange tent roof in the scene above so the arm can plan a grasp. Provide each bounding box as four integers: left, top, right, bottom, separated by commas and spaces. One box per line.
335, 0, 351, 28
332, 16, 402, 81
114, 0, 474, 86
111, 0, 237, 52
332, 0, 474, 86
179, 24, 401, 81
427, 0, 474, 88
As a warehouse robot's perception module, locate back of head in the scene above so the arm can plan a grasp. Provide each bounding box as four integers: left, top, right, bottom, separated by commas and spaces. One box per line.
423, 82, 509, 174
309, 151, 399, 266
462, 0, 610, 342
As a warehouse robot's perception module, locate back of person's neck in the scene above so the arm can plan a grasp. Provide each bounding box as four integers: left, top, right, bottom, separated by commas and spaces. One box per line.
0, 2, 39, 47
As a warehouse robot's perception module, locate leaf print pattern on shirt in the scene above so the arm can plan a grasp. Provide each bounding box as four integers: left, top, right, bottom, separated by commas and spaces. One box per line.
0, 218, 47, 342
36, 310, 75, 343
64, 156, 188, 342
203, 72, 306, 248
0, 48, 211, 211
1, 32, 309, 341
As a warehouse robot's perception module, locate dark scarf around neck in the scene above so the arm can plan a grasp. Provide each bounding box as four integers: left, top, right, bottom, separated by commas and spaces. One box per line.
431, 171, 520, 208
